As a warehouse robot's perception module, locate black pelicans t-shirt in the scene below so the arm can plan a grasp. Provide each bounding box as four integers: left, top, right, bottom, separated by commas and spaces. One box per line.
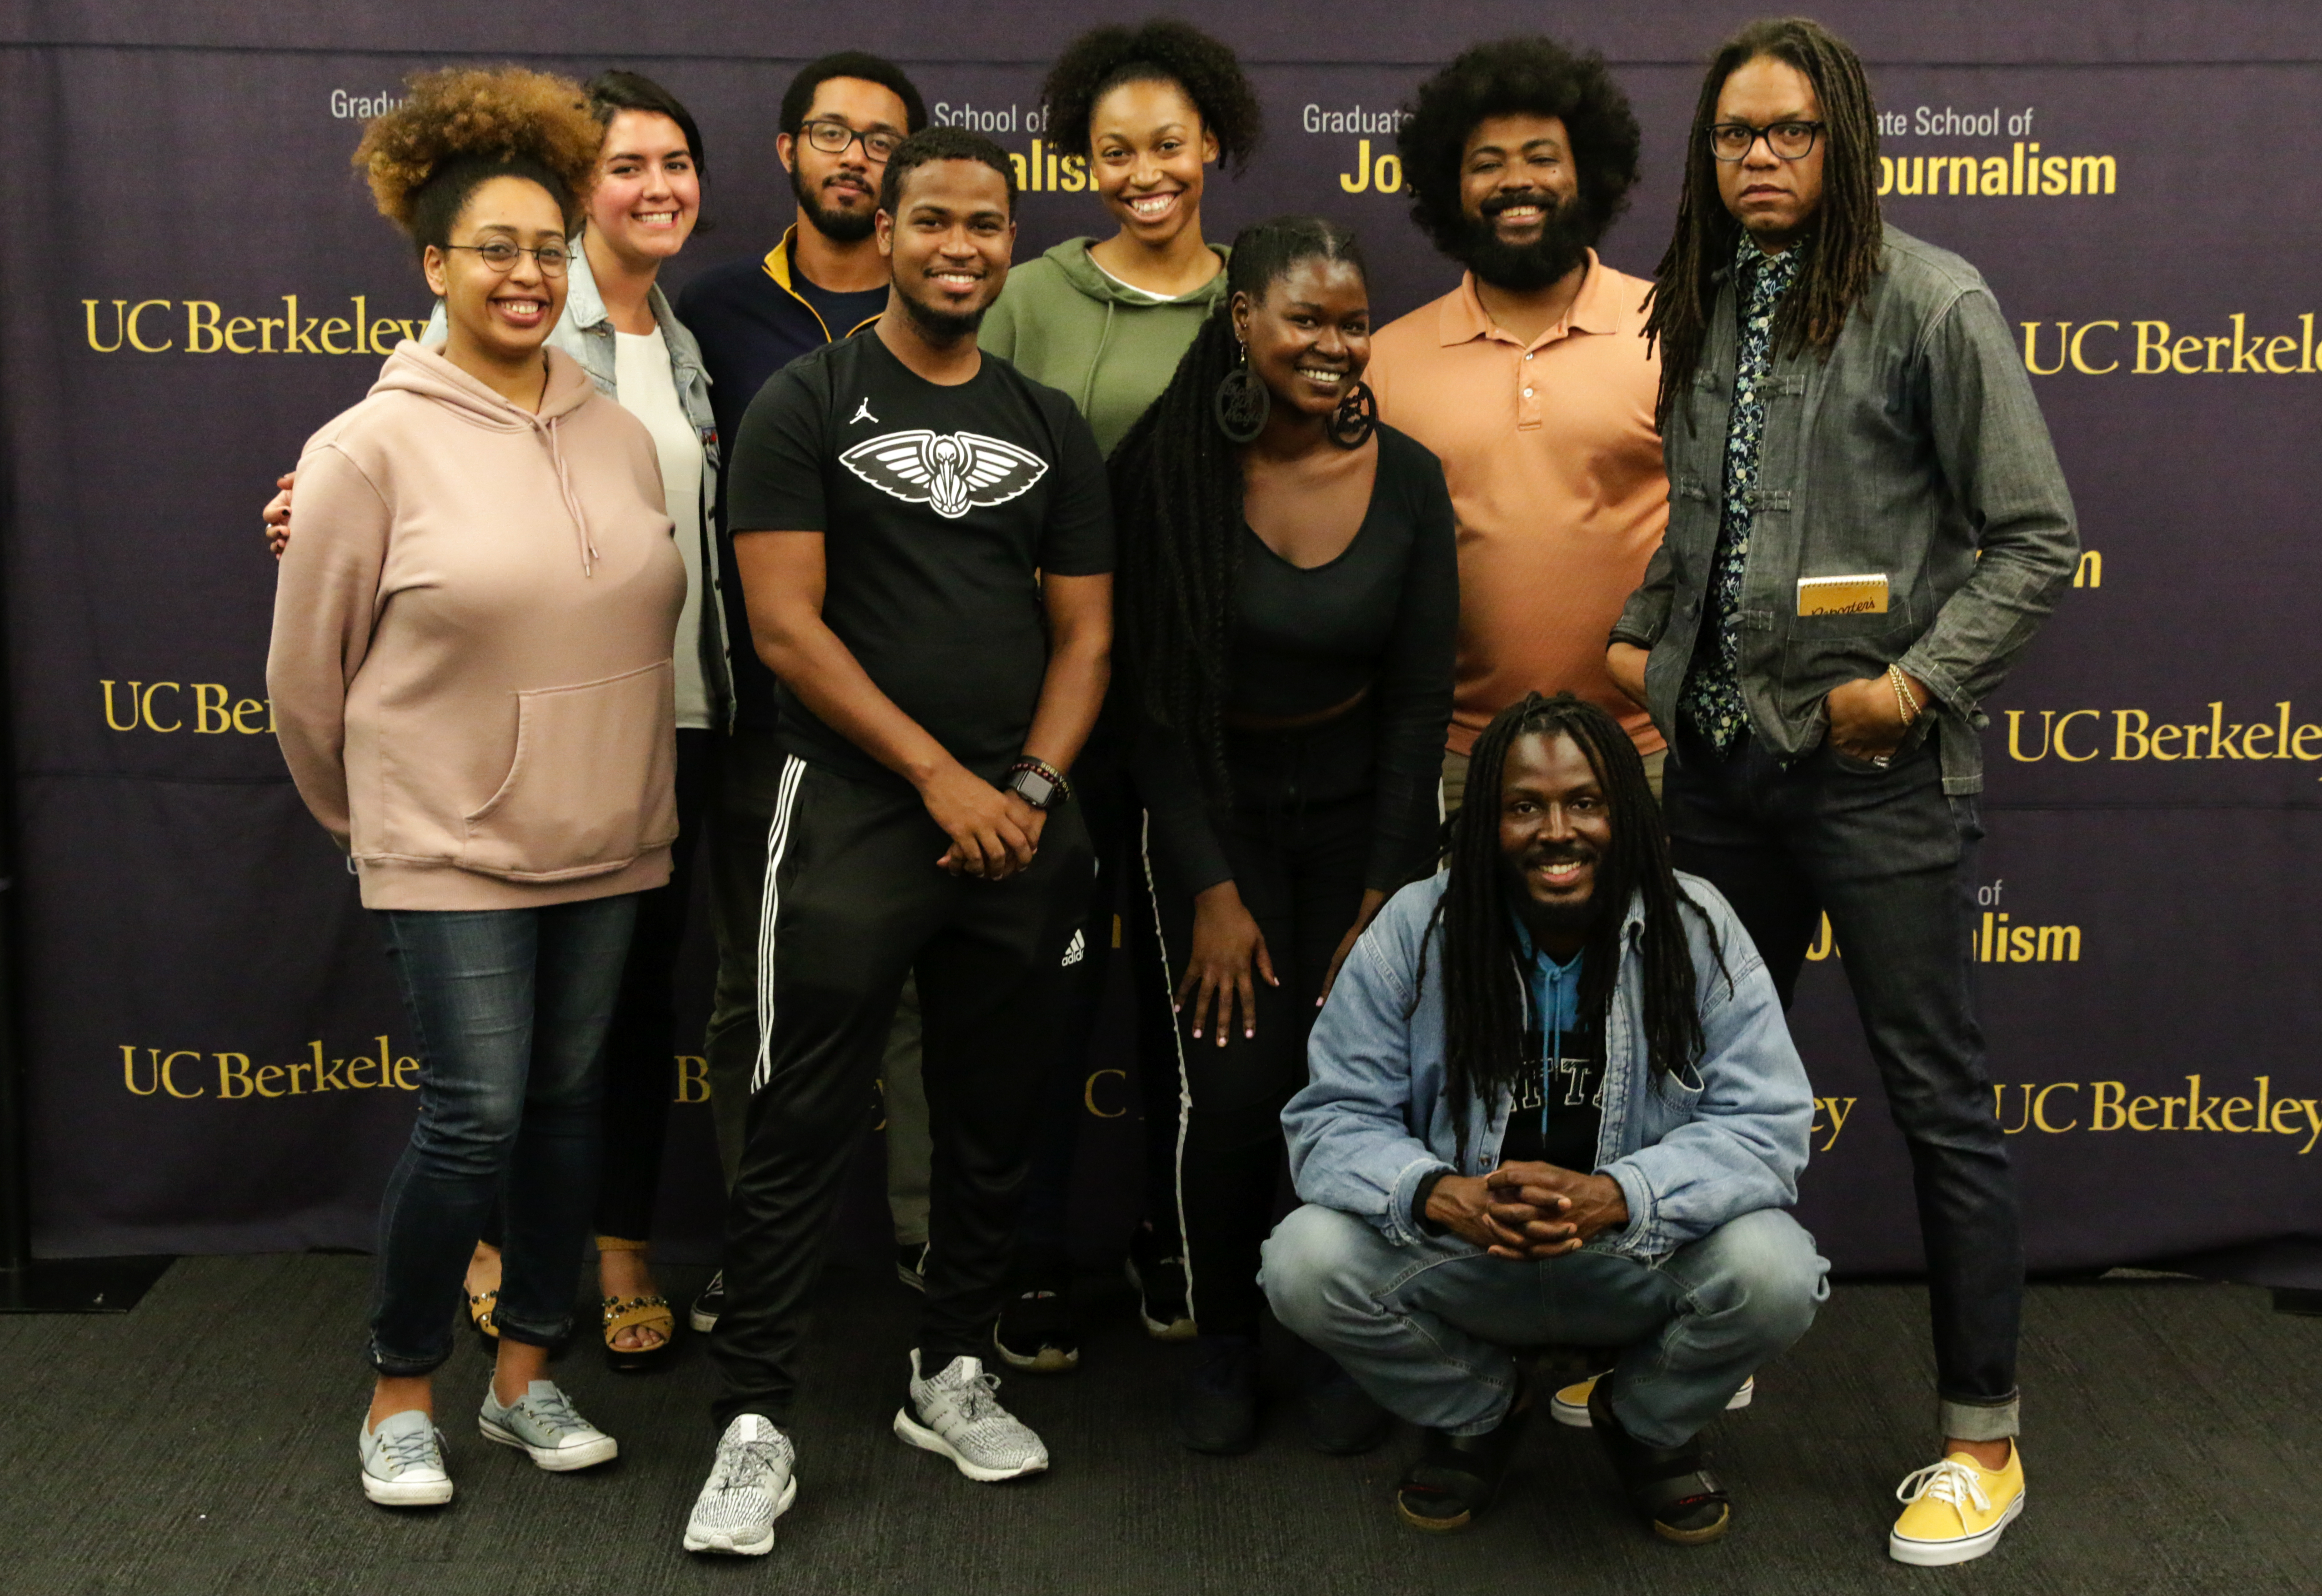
726, 333, 1113, 789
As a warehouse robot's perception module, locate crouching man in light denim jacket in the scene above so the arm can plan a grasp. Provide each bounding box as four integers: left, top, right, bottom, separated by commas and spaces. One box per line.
1263, 693, 1825, 1546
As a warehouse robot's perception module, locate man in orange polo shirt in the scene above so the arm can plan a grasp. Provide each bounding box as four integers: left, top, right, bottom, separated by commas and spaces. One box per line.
1369, 38, 1665, 808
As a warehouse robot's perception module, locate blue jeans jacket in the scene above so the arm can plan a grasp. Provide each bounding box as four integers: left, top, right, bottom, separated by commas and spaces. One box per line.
1282, 871, 1814, 1262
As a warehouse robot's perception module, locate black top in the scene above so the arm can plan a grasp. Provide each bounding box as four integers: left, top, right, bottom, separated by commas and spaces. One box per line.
1499, 1015, 1606, 1174
728, 334, 1114, 790
1136, 424, 1458, 895
675, 251, 889, 731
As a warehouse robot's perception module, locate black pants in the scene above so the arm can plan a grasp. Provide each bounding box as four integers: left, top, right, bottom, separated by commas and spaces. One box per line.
480, 727, 710, 1253
713, 759, 1093, 1428
1664, 727, 2022, 1438
1146, 793, 1370, 1337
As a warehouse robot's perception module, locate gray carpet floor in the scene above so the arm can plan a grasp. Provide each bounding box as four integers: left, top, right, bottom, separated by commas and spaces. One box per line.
0, 1256, 2315, 1595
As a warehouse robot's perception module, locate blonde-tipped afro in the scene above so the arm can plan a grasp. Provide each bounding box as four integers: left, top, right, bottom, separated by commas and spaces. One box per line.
353, 66, 602, 235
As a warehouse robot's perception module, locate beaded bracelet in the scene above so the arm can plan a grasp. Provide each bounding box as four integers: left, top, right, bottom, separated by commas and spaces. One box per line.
1009, 755, 1073, 804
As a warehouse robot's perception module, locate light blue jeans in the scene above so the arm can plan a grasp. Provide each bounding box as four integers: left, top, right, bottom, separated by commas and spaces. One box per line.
1263, 1204, 1827, 1448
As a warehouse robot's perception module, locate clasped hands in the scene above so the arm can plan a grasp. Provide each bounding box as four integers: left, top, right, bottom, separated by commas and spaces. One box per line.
919, 762, 1046, 880
1424, 1162, 1631, 1260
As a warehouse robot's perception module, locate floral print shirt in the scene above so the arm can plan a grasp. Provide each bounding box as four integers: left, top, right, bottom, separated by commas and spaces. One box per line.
1681, 233, 1808, 753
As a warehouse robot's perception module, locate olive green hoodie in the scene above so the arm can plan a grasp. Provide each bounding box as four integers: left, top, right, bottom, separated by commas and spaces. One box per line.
979, 237, 1230, 455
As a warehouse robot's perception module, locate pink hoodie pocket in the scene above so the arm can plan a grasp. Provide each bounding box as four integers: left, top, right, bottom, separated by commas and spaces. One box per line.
460, 661, 678, 880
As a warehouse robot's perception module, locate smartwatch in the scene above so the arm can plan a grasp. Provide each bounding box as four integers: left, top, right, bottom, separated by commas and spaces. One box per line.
1006, 758, 1071, 811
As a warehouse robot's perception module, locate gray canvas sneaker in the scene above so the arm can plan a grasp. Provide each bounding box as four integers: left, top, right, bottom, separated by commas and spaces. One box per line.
478, 1380, 618, 1471
684, 1416, 797, 1556
360, 1408, 454, 1506
893, 1349, 1050, 1481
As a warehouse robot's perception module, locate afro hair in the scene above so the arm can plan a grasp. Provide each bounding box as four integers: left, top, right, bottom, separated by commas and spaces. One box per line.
353, 66, 603, 244
1396, 38, 1641, 256
1041, 19, 1262, 173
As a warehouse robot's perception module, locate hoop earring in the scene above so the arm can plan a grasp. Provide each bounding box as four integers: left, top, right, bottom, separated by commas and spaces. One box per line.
1213, 342, 1270, 444
1328, 378, 1377, 449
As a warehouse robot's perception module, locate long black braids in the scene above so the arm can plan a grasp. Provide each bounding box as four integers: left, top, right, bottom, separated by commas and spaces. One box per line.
1419, 693, 1729, 1162
1643, 16, 1884, 430
1109, 214, 1367, 800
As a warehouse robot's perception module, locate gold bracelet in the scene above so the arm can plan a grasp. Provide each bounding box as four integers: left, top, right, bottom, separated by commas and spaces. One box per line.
1887, 663, 1922, 727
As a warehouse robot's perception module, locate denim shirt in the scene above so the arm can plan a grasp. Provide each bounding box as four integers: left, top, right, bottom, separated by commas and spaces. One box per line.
1612, 224, 2078, 794
1283, 871, 1814, 1262
425, 247, 733, 727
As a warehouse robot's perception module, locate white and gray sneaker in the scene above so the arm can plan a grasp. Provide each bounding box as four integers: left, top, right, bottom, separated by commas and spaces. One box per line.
684, 1416, 797, 1556
478, 1380, 618, 1471
893, 1349, 1050, 1481
360, 1408, 454, 1506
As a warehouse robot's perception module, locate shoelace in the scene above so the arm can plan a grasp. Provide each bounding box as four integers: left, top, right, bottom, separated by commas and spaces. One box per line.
1896, 1459, 1992, 1515
716, 1434, 789, 1492
376, 1422, 441, 1473
951, 1368, 1005, 1427
519, 1386, 589, 1439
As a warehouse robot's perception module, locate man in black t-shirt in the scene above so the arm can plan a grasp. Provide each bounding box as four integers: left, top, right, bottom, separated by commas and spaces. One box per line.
684, 129, 1113, 1558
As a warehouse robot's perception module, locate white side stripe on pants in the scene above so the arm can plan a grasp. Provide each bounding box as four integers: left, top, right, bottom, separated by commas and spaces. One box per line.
751, 756, 808, 1094
1139, 812, 1200, 1327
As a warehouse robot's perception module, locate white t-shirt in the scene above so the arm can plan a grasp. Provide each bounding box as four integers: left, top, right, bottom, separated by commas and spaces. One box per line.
612, 324, 711, 730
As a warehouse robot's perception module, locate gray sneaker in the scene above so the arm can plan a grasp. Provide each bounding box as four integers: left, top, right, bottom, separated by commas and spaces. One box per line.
684, 1416, 797, 1556
478, 1380, 618, 1471
359, 1408, 454, 1506
893, 1349, 1050, 1481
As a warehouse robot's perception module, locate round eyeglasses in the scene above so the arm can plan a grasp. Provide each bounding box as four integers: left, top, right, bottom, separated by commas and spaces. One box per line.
1706, 120, 1825, 162
443, 240, 571, 275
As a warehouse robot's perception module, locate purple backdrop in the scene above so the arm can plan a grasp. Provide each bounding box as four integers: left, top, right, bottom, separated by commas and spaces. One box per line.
4, 1, 2318, 1282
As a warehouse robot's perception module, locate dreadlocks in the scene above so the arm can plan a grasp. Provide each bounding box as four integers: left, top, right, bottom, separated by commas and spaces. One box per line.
1109, 214, 1367, 798
1643, 16, 1884, 429
1422, 693, 1728, 1162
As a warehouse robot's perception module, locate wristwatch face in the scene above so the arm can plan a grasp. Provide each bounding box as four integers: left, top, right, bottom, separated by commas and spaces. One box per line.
1009, 768, 1058, 809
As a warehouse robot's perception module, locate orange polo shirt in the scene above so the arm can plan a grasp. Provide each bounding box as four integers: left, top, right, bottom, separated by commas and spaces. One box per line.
1368, 252, 1667, 756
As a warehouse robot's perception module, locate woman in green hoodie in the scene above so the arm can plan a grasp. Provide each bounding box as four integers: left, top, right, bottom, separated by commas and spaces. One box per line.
977, 20, 1263, 1379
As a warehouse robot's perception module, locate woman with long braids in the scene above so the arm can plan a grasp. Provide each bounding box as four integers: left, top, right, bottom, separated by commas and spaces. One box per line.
1112, 215, 1458, 1454
268, 67, 684, 1505
976, 18, 1262, 1374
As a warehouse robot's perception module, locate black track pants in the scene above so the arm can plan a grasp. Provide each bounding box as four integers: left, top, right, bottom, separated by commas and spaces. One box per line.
711, 758, 1092, 1428
1145, 794, 1370, 1337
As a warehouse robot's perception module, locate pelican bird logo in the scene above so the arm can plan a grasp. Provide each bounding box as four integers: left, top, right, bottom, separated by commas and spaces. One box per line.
839, 430, 1049, 519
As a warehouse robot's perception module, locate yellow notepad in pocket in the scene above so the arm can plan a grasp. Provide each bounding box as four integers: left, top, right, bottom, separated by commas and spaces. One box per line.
1797, 574, 1889, 616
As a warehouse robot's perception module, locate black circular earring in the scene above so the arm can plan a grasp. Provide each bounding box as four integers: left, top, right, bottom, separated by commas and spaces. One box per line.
1213, 341, 1270, 443
1328, 378, 1377, 449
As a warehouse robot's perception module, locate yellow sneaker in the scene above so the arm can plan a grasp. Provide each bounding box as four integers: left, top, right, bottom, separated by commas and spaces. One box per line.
1549, 1373, 1754, 1429
1889, 1445, 2025, 1566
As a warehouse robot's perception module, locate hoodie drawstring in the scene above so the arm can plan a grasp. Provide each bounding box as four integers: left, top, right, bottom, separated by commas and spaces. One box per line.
538, 412, 600, 576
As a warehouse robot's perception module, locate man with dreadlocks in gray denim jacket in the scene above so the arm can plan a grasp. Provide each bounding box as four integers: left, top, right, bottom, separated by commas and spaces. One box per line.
1263, 693, 1825, 1546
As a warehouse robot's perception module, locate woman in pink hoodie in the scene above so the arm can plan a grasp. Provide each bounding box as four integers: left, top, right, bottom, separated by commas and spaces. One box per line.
267, 68, 684, 1509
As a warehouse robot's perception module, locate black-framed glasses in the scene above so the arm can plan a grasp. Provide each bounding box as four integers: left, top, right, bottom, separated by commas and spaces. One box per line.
1707, 120, 1825, 162
443, 240, 571, 275
801, 119, 902, 162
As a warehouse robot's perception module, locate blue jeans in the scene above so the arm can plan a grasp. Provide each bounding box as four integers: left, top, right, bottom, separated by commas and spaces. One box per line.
1665, 727, 2023, 1441
1264, 1204, 1827, 1449
368, 895, 637, 1376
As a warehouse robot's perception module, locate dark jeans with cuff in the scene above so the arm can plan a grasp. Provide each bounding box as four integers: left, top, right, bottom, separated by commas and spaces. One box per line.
368, 894, 638, 1376
1664, 726, 2022, 1441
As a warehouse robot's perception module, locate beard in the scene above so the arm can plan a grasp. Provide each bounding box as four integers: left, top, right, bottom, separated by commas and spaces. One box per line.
792, 166, 877, 244
1501, 843, 1603, 942
895, 284, 987, 344
1455, 190, 1600, 292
